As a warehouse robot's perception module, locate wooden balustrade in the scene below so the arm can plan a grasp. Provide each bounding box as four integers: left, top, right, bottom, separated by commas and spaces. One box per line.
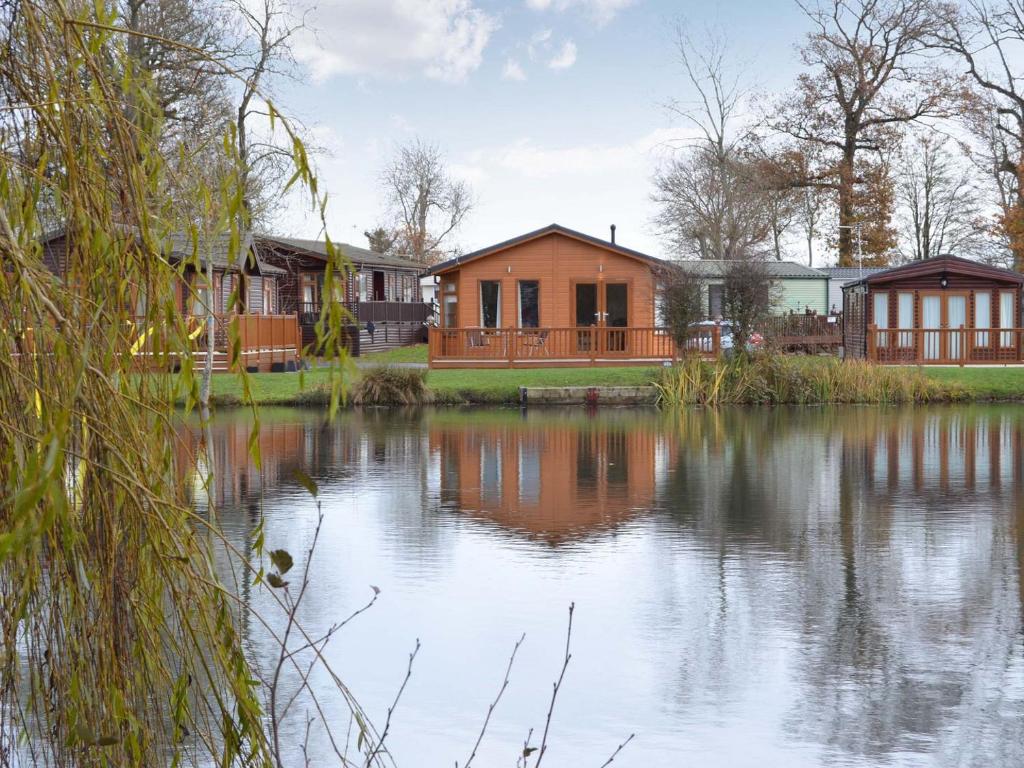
428, 326, 719, 368
758, 315, 843, 351
867, 325, 1024, 365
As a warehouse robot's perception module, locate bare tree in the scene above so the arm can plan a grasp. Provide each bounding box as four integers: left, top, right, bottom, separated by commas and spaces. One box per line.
653, 27, 773, 260
894, 132, 987, 261
381, 139, 472, 264
931, 0, 1024, 268
228, 0, 309, 228
656, 264, 707, 349
771, 0, 952, 266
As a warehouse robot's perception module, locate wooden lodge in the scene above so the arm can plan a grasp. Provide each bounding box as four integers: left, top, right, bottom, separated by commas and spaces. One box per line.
426, 223, 691, 368
41, 229, 301, 373
256, 237, 431, 356
843, 255, 1024, 364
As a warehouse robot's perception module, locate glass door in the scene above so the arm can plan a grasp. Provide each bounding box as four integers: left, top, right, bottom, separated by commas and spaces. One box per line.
921, 295, 941, 360
947, 294, 966, 361
575, 283, 598, 352
603, 283, 628, 353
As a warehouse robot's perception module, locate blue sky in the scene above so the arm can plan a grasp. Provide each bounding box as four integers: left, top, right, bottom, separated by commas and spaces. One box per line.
277, 0, 816, 258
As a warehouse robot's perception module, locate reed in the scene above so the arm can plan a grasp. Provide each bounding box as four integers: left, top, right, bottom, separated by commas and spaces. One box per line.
655, 355, 958, 407
352, 366, 429, 405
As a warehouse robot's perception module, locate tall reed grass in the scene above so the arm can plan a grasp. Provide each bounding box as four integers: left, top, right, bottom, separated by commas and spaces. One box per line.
655, 355, 959, 407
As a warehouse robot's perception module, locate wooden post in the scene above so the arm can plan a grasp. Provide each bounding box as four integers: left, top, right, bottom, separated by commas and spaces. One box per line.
867, 324, 876, 362
711, 325, 721, 358
959, 324, 965, 367
507, 328, 514, 368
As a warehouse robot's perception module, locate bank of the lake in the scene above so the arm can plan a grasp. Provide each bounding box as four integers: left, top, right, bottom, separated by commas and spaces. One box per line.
187, 357, 1024, 407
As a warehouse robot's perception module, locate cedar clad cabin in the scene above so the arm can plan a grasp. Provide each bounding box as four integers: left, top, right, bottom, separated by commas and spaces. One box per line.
843, 255, 1024, 364
426, 223, 677, 368
41, 229, 301, 372
257, 237, 430, 356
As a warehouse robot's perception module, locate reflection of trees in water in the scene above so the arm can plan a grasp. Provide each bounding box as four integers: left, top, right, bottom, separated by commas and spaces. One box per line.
652, 406, 1024, 765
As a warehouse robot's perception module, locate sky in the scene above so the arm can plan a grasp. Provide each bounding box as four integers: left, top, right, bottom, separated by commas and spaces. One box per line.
273, 0, 816, 260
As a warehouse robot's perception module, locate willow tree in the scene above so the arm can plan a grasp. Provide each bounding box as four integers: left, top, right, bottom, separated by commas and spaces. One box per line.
0, 0, 368, 765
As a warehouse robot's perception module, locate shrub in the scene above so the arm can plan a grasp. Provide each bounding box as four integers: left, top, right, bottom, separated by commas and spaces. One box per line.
656, 355, 952, 407
352, 366, 428, 405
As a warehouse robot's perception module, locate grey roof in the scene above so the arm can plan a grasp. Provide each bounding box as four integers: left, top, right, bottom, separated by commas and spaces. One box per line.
821, 266, 887, 280
427, 223, 664, 276
163, 231, 284, 275
258, 236, 425, 272
670, 260, 828, 279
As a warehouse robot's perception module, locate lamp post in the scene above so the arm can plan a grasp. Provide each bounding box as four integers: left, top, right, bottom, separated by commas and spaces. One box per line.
838, 223, 864, 277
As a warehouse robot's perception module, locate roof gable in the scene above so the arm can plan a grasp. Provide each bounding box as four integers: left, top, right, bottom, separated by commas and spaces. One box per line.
427, 224, 663, 275
858, 255, 1023, 286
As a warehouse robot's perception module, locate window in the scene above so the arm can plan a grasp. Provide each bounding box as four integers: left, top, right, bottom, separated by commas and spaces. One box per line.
263, 278, 277, 315
518, 281, 539, 328
873, 292, 889, 347
975, 291, 991, 346
358, 273, 368, 302
708, 284, 723, 319
443, 295, 458, 328
1000, 291, 1015, 346
654, 284, 665, 326
480, 281, 501, 328
300, 274, 320, 312
897, 292, 913, 347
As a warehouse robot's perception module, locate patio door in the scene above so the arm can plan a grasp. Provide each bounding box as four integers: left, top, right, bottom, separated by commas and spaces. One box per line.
921, 293, 967, 362
574, 283, 629, 354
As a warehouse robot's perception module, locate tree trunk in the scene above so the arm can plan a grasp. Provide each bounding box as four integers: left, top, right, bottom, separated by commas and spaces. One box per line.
837, 140, 857, 267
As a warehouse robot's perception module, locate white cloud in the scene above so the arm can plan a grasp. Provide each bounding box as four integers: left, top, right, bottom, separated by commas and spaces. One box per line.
548, 40, 577, 70
524, 0, 635, 25
295, 0, 499, 83
502, 58, 527, 81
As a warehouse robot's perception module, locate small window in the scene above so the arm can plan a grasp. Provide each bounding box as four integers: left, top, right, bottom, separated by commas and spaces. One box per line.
518, 281, 539, 328
480, 281, 501, 328
1000, 291, 1015, 346
443, 295, 458, 328
708, 284, 723, 319
975, 291, 991, 346
897, 292, 913, 347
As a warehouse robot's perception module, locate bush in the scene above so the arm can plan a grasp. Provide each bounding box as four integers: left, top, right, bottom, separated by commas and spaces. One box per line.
656, 355, 953, 406
352, 366, 428, 405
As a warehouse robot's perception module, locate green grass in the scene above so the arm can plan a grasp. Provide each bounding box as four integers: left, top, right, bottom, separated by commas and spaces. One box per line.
357, 344, 428, 364
183, 357, 1024, 408
920, 366, 1024, 400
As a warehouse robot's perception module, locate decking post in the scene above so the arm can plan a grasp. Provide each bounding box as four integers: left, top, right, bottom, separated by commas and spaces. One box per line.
867, 324, 876, 362
959, 324, 965, 367
507, 328, 514, 368
712, 325, 721, 358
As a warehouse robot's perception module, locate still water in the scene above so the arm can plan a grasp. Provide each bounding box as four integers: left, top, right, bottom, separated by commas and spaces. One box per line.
196, 405, 1024, 767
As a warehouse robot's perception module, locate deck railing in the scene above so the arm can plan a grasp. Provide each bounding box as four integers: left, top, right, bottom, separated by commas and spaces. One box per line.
867, 325, 1024, 365
759, 315, 843, 351
298, 301, 432, 325
428, 326, 720, 368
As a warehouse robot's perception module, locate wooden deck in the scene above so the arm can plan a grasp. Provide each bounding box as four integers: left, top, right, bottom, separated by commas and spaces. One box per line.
759, 315, 843, 352
428, 326, 720, 368
867, 326, 1024, 365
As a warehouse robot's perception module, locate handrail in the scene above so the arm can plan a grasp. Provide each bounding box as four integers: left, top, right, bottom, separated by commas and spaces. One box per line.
867, 324, 1024, 365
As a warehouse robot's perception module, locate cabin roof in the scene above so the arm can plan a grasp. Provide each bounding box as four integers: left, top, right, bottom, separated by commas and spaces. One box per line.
426, 223, 664, 276
258, 236, 424, 272
843, 255, 1024, 289
821, 266, 887, 280
670, 259, 827, 279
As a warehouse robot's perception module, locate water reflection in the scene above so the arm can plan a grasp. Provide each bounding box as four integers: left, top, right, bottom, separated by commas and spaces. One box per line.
184, 406, 1024, 767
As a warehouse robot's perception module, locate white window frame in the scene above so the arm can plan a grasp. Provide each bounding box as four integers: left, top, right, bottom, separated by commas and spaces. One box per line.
480, 280, 501, 328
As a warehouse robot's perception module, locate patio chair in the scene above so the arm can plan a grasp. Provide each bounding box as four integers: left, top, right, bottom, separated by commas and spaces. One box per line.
522, 329, 550, 357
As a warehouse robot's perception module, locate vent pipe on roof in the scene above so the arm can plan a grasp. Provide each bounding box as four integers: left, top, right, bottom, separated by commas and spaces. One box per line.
610, 224, 616, 244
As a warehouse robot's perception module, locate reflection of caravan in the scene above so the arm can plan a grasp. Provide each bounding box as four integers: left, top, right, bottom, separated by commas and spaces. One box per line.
432, 419, 672, 543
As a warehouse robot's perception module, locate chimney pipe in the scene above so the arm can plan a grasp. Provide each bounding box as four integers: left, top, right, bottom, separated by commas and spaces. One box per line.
610, 224, 616, 244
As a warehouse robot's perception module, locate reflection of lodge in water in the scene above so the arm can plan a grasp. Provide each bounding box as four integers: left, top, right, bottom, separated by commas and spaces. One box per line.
851, 410, 1024, 495
431, 418, 673, 543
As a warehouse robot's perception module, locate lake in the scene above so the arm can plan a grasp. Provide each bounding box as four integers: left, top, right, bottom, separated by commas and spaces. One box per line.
193, 405, 1024, 767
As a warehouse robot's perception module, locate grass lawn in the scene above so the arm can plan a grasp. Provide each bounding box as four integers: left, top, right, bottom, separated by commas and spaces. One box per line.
357, 344, 428, 365
194, 362, 662, 406
189, 356, 1024, 408
921, 366, 1024, 399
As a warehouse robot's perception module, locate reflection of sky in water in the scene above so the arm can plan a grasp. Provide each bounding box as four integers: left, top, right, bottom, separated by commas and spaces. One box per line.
193, 406, 1024, 768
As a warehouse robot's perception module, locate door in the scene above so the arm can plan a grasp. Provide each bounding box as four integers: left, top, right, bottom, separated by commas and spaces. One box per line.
372, 271, 385, 301
921, 293, 968, 361
604, 283, 628, 353
573, 282, 629, 354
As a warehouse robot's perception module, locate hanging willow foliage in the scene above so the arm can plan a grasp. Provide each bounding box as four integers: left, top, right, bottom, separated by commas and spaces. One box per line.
0, 0, 372, 765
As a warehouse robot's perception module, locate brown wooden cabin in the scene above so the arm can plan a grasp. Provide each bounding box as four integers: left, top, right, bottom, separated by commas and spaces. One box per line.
255, 237, 430, 356
843, 255, 1024, 364
40, 229, 300, 372
425, 223, 690, 368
